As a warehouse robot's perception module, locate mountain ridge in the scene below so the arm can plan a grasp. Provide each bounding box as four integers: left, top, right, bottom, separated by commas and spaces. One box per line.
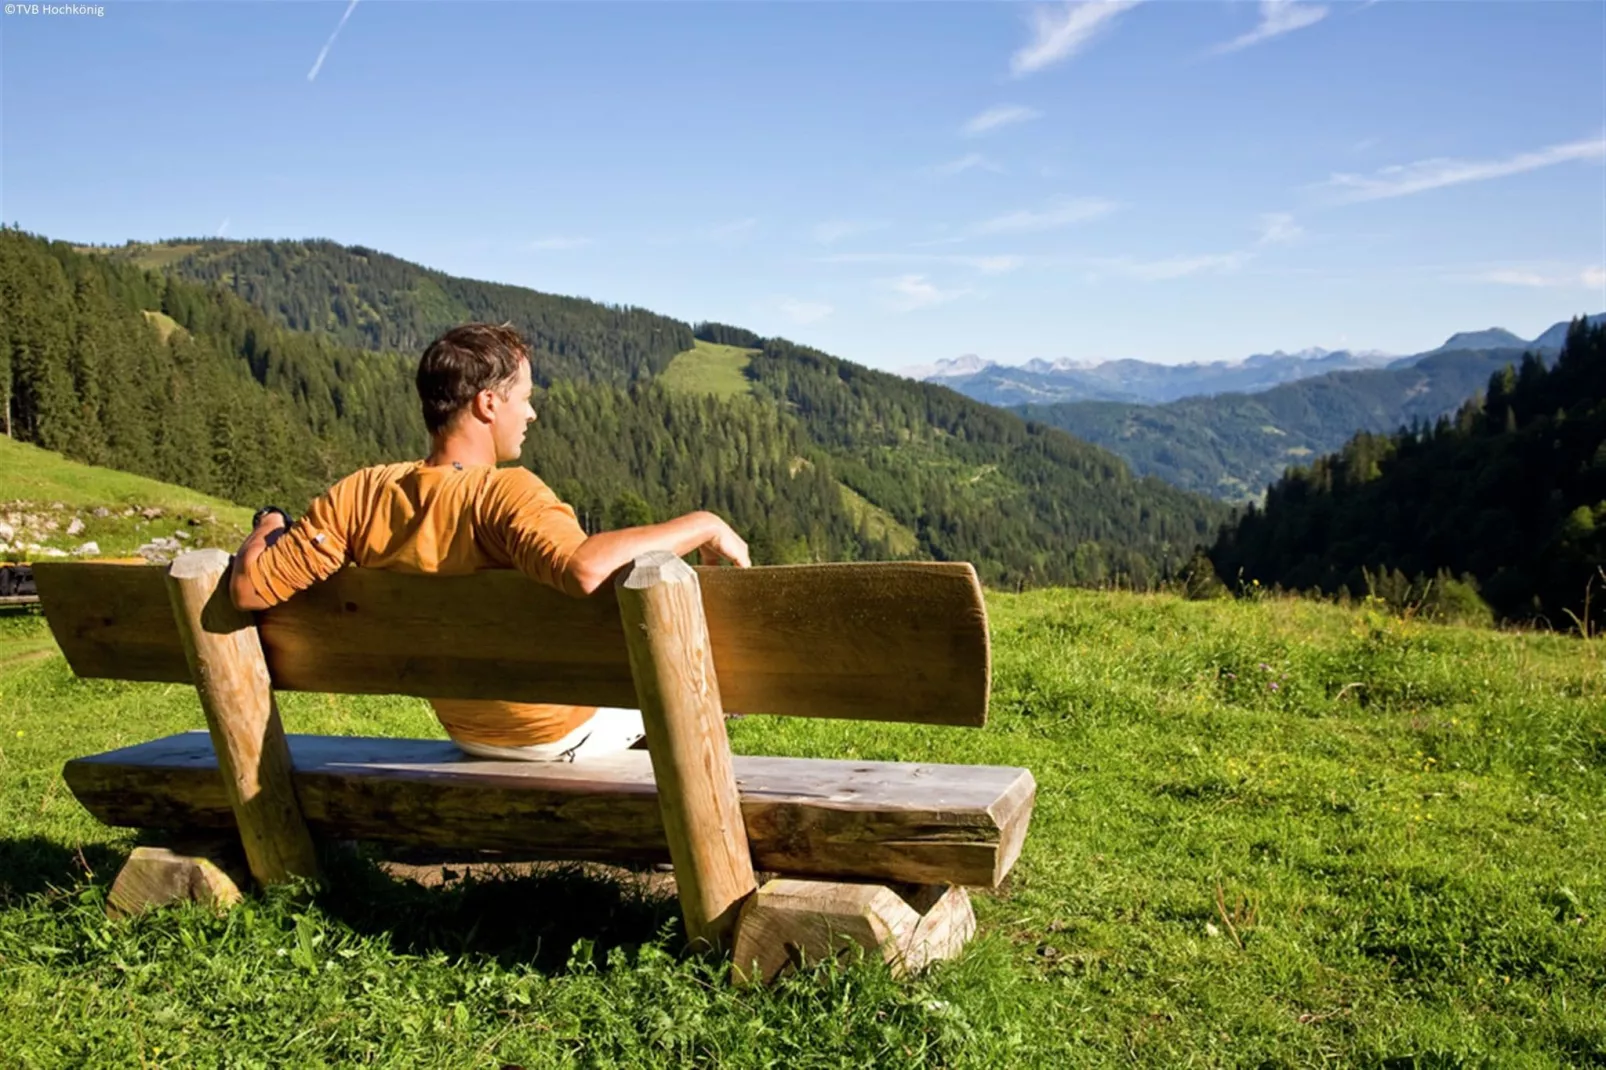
30, 233, 1227, 588
909, 314, 1598, 407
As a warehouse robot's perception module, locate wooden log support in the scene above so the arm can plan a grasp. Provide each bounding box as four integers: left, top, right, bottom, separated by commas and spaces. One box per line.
733, 879, 976, 984
107, 839, 246, 917
165, 550, 319, 886
615, 552, 756, 951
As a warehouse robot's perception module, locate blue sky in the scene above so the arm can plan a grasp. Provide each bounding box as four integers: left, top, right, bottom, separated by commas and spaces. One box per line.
4, 1, 1603, 370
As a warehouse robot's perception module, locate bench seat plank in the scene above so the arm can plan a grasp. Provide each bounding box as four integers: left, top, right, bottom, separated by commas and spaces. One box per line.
64, 733, 1034, 888
34, 562, 990, 727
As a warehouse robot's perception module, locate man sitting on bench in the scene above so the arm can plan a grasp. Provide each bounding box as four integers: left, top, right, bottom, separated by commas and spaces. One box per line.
228, 322, 750, 761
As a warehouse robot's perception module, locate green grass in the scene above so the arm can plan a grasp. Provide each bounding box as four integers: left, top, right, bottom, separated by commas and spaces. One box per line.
139, 309, 186, 344
658, 341, 758, 400
2, 586, 1601, 1066
0, 438, 251, 558
838, 482, 920, 556
78, 241, 207, 272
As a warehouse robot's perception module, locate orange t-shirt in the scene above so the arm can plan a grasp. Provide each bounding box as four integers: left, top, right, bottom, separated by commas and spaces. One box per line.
244, 461, 597, 747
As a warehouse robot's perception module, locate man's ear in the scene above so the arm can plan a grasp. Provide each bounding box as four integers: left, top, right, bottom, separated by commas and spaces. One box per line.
469, 388, 498, 424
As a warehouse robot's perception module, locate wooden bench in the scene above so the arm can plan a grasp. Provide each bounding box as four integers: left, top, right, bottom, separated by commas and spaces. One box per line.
34, 550, 1035, 982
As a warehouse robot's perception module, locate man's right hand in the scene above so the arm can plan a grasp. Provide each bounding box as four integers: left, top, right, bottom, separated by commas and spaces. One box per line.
698, 517, 750, 568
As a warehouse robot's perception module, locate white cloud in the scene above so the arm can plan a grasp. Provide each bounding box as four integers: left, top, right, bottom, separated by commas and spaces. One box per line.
1093, 252, 1248, 281
1111, 252, 1246, 279
932, 153, 1004, 177
529, 236, 593, 251
708, 217, 759, 242
811, 220, 887, 245
962, 104, 1042, 137
1322, 136, 1606, 203
1464, 266, 1606, 290
215, 217, 230, 238
817, 252, 1026, 275
308, 0, 360, 82
1256, 212, 1302, 246
778, 298, 834, 325
886, 274, 969, 312
969, 255, 1025, 275
1011, 1, 1140, 77
972, 197, 1117, 235
1211, 1, 1328, 55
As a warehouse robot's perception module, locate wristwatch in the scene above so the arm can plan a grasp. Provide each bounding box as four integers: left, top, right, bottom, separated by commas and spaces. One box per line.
252, 505, 294, 530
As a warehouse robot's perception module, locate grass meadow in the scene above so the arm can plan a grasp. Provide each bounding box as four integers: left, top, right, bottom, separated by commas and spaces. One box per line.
657, 341, 759, 401
1, 584, 1602, 1067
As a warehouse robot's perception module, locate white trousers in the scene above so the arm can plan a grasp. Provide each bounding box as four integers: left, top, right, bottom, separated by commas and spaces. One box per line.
452, 707, 647, 763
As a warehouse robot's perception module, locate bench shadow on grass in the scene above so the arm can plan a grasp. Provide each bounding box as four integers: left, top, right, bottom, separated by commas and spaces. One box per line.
312, 845, 685, 973
1, 835, 682, 975
0, 835, 124, 903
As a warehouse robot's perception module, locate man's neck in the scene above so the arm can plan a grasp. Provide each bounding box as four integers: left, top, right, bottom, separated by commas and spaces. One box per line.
424, 431, 496, 469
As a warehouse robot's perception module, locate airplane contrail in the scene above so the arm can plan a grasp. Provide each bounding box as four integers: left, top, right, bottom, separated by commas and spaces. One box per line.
307, 0, 360, 83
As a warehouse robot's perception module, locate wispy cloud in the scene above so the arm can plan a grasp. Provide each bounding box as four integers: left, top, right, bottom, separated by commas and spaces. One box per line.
215, 217, 230, 238
886, 274, 970, 313
778, 298, 834, 325
1461, 265, 1606, 290
811, 220, 888, 245
1256, 212, 1302, 246
971, 197, 1117, 236
708, 217, 758, 242
1092, 252, 1248, 282
819, 251, 1023, 272
970, 255, 1026, 276
1321, 136, 1606, 203
647, 217, 759, 247
529, 236, 593, 251
1212, 1, 1327, 55
307, 0, 360, 82
1011, 1, 1140, 77
932, 153, 1004, 177
962, 104, 1042, 137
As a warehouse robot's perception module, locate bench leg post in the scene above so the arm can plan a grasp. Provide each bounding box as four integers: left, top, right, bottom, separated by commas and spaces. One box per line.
732, 879, 976, 984
616, 551, 756, 952
166, 549, 320, 887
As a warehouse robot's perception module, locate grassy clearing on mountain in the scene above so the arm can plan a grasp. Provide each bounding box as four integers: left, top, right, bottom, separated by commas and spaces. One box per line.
0, 438, 251, 559
836, 482, 920, 556
82, 240, 205, 272
138, 309, 185, 343
658, 341, 758, 400
1, 584, 1601, 1066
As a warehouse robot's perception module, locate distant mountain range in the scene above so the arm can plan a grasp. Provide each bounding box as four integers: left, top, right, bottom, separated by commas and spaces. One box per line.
906, 317, 1594, 407
1009, 314, 1604, 503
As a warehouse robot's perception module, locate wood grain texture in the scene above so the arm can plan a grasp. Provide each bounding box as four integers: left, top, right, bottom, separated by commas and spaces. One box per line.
165, 550, 319, 885
62, 733, 1035, 888
617, 552, 756, 950
35, 559, 990, 726
732, 878, 975, 984
106, 841, 245, 916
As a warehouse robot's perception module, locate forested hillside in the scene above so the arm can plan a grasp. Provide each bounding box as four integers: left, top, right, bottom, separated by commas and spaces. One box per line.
1020, 348, 1532, 501
1210, 318, 1606, 627
748, 339, 1222, 587
99, 239, 695, 386
5, 231, 1229, 587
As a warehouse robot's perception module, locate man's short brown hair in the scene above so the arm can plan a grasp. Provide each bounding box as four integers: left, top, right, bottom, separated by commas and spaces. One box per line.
416, 323, 530, 434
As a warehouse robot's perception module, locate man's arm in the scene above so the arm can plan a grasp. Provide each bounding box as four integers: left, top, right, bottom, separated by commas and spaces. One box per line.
562, 510, 749, 596
230, 513, 289, 611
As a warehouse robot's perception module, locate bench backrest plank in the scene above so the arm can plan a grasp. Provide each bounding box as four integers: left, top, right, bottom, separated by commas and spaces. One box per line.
34, 560, 991, 727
